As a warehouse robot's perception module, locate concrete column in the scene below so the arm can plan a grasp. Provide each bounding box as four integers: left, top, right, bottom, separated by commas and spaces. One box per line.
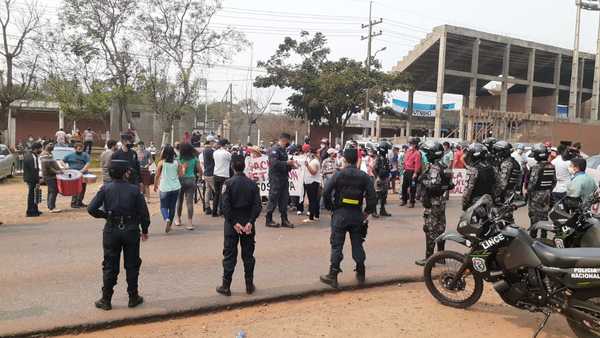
58, 109, 65, 129
593, 12, 600, 120
406, 90, 415, 137
7, 107, 13, 147
525, 48, 536, 114
569, 2, 582, 120
577, 58, 584, 118
554, 54, 562, 116
500, 44, 511, 112
434, 30, 447, 138
464, 38, 480, 141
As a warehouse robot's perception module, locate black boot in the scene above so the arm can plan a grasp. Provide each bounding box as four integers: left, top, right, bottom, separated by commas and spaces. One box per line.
415, 245, 434, 266
281, 218, 294, 228
379, 208, 391, 217
216, 280, 232, 296
95, 288, 113, 311
355, 264, 366, 285
265, 214, 280, 228
320, 267, 340, 289
128, 290, 144, 308
245, 279, 256, 295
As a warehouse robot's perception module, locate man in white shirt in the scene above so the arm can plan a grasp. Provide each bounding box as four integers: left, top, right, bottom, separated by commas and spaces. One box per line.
551, 149, 574, 203
212, 139, 232, 217
55, 128, 67, 146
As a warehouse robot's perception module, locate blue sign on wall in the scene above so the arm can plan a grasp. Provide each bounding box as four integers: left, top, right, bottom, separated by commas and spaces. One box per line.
392, 99, 456, 117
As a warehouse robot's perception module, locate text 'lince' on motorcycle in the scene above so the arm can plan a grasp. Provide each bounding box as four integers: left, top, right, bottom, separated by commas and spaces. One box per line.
423, 194, 600, 338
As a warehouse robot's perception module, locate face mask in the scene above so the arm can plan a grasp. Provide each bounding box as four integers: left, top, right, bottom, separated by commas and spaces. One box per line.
76, 150, 83, 154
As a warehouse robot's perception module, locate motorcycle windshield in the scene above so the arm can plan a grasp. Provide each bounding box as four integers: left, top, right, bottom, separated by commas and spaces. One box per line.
458, 194, 495, 237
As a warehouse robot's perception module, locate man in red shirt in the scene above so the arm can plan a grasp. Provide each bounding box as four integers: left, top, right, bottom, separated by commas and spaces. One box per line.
401, 138, 422, 208
453, 145, 465, 169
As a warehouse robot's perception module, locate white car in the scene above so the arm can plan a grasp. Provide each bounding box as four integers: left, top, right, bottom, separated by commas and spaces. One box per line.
0, 144, 16, 179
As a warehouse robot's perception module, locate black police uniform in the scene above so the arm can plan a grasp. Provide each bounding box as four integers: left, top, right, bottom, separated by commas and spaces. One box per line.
321, 161, 377, 288
112, 149, 141, 185
217, 172, 262, 295
88, 161, 150, 310
265, 143, 292, 227
463, 161, 496, 211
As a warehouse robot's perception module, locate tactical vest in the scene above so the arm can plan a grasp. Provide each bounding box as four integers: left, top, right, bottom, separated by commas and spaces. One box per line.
472, 163, 496, 199
535, 163, 556, 191
506, 158, 522, 190
335, 169, 366, 208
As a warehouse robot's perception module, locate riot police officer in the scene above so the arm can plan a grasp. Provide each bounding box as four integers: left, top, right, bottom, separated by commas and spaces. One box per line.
482, 137, 498, 167
463, 143, 496, 211
415, 141, 454, 266
112, 133, 142, 187
320, 148, 377, 288
492, 141, 522, 207
373, 141, 392, 217
265, 133, 296, 228
88, 160, 150, 311
217, 154, 262, 296
527, 144, 556, 238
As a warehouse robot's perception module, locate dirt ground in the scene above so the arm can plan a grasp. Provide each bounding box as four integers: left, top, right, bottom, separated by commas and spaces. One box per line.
0, 176, 163, 225
60, 283, 574, 338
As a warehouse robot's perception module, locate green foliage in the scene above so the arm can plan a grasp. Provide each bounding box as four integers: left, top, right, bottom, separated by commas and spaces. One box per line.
45, 76, 111, 122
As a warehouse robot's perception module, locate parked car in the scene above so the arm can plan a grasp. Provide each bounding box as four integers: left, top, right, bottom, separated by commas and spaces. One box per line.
0, 144, 16, 179
586, 155, 600, 171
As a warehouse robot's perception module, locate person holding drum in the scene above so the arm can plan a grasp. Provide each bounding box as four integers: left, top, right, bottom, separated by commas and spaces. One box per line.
63, 143, 90, 208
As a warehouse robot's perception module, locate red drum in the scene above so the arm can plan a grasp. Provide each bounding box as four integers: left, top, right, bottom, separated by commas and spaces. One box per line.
57, 170, 83, 196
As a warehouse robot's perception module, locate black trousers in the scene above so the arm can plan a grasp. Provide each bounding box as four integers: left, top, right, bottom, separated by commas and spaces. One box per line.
83, 141, 93, 155
305, 182, 320, 219
266, 180, 289, 221
26, 182, 39, 215
222, 233, 256, 284
71, 183, 87, 206
212, 176, 228, 216
102, 226, 142, 293
46, 178, 58, 210
330, 210, 365, 270
401, 170, 417, 204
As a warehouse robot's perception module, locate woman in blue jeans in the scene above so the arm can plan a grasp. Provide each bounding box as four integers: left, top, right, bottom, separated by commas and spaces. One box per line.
154, 145, 183, 233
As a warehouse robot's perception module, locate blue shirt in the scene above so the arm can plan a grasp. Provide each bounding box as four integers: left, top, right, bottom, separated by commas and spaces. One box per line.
63, 151, 90, 170
567, 172, 598, 201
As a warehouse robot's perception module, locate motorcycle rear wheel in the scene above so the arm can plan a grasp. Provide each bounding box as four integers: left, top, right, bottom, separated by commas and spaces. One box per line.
424, 250, 483, 309
568, 289, 600, 338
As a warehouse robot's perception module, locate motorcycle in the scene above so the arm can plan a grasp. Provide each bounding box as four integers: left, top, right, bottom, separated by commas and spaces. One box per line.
424, 194, 600, 338
529, 194, 600, 248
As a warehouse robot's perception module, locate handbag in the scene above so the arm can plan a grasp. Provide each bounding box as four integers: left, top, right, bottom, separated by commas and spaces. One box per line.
34, 185, 43, 204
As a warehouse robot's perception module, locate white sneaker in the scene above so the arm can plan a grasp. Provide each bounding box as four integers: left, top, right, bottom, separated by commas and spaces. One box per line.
49, 209, 62, 213
302, 218, 315, 224
186, 225, 195, 230
296, 211, 302, 215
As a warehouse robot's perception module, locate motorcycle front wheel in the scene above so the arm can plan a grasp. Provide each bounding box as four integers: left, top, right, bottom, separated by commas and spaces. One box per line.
424, 250, 483, 309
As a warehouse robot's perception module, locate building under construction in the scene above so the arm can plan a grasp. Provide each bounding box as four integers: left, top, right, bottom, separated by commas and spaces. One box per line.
392, 25, 600, 153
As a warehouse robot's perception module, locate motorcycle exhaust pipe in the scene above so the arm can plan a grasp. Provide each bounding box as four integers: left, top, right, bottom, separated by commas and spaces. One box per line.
493, 280, 510, 293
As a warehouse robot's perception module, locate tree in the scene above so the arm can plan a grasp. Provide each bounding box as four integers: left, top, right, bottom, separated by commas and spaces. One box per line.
138, 0, 246, 136
61, 0, 139, 132
256, 31, 412, 139
0, 0, 41, 136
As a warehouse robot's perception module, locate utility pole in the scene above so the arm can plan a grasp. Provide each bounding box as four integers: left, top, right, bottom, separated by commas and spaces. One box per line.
361, 0, 383, 138
590, 1, 600, 119
569, 0, 583, 120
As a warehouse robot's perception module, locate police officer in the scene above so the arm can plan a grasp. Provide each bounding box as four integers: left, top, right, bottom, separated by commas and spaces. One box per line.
320, 148, 377, 288
88, 160, 150, 311
216, 154, 262, 296
482, 137, 499, 167
112, 133, 142, 188
373, 141, 392, 217
492, 141, 522, 212
265, 133, 296, 228
415, 141, 454, 266
463, 143, 496, 211
527, 144, 556, 238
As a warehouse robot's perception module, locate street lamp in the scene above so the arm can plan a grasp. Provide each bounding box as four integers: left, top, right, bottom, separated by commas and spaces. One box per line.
373, 46, 387, 59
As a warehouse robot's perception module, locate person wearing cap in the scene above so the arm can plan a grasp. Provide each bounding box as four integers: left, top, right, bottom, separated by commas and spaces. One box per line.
320, 147, 377, 288
265, 133, 297, 228
88, 159, 150, 311
212, 139, 232, 217
111, 133, 142, 190
202, 136, 217, 215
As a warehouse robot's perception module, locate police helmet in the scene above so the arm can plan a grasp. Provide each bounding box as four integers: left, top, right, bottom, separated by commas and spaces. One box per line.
492, 140, 512, 158
464, 143, 488, 166
420, 140, 444, 161
377, 140, 392, 155
482, 137, 498, 150
287, 144, 299, 154
530, 143, 549, 162
562, 147, 580, 161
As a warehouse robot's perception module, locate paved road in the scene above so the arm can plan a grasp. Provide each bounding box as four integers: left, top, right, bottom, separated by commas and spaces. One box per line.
0, 198, 530, 337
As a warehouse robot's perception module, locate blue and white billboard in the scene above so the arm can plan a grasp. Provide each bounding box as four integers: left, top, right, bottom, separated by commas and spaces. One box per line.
392, 99, 456, 118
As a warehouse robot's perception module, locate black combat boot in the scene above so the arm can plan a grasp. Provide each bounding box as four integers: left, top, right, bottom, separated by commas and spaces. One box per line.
320, 267, 340, 289
245, 279, 256, 295
216, 280, 232, 296
128, 290, 144, 308
94, 288, 113, 311
265, 213, 280, 228
379, 208, 391, 217
355, 264, 366, 285
281, 218, 294, 228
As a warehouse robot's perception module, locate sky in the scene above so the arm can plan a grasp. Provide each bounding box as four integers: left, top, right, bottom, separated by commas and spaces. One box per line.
26, 0, 600, 108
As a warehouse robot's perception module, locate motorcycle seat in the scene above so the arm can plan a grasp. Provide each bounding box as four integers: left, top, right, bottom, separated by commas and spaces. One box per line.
532, 221, 555, 231
532, 241, 600, 268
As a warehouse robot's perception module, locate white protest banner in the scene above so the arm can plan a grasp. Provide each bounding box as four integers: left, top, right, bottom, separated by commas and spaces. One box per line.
449, 169, 468, 196
246, 154, 304, 198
